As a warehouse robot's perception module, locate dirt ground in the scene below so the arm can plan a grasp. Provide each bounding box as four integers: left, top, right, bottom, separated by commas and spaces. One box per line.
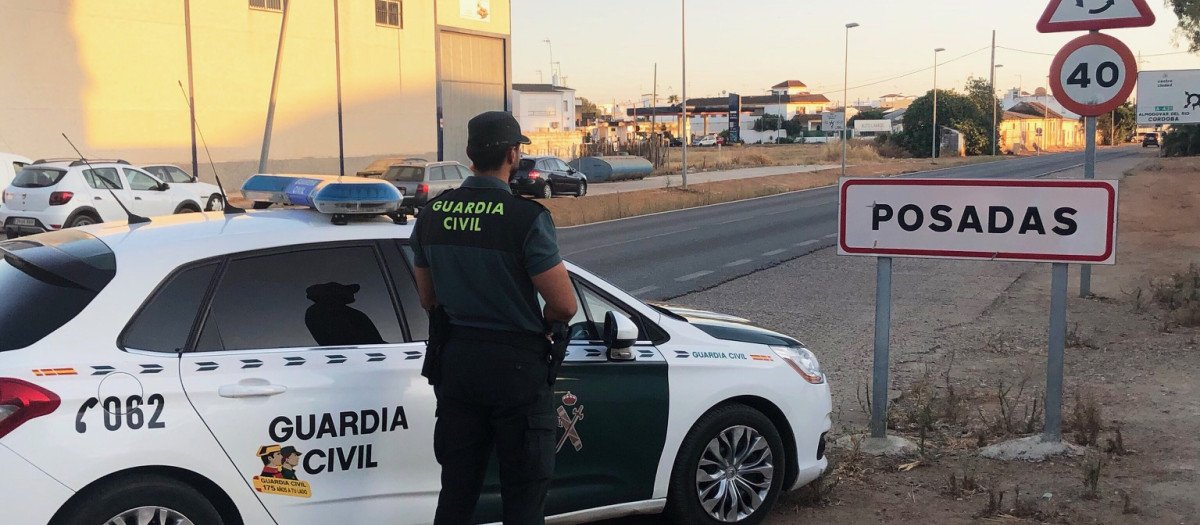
750, 156, 1200, 524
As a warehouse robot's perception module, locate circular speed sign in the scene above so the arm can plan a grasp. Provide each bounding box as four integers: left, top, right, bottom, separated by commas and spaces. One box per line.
1050, 33, 1137, 116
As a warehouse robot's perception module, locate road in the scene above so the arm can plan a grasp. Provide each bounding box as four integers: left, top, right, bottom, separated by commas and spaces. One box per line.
559, 147, 1139, 301
583, 164, 834, 195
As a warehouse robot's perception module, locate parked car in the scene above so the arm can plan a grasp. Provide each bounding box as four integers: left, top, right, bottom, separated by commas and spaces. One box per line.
511, 155, 588, 199
1142, 132, 1159, 148
0, 174, 830, 525
0, 152, 32, 191
356, 157, 431, 178
141, 164, 226, 211
366, 160, 468, 208
0, 158, 204, 238
694, 135, 718, 147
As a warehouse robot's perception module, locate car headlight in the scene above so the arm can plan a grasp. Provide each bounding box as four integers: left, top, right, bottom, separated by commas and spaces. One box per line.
770, 345, 824, 384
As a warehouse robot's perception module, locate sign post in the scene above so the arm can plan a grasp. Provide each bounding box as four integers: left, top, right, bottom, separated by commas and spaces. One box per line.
839, 178, 1118, 443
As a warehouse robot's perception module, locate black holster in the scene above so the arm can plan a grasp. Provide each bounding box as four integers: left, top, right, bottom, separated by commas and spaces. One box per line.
546, 321, 569, 386
421, 306, 451, 386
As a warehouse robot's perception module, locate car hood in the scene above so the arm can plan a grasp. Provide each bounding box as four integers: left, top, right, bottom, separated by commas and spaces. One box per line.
651, 304, 804, 347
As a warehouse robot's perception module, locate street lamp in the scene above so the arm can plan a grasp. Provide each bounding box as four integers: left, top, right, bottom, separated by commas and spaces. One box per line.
931, 47, 945, 160
842, 22, 859, 176
992, 64, 1003, 156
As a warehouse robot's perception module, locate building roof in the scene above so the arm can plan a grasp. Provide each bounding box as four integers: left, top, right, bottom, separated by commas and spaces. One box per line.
1003, 110, 1038, 120
772, 80, 808, 89
1009, 101, 1064, 120
512, 83, 575, 93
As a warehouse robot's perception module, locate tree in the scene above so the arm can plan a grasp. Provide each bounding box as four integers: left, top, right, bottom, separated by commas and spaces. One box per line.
1163, 124, 1200, 156
577, 97, 600, 125
1170, 0, 1200, 53
667, 94, 680, 104
897, 89, 992, 157
964, 76, 1004, 153
753, 113, 783, 132
848, 109, 886, 126
1092, 102, 1137, 146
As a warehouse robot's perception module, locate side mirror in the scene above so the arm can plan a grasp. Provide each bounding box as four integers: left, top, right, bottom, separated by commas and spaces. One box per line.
603, 311, 638, 361
158, 183, 170, 191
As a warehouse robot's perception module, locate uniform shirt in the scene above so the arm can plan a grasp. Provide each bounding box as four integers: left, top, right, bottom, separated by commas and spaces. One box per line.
411, 175, 562, 335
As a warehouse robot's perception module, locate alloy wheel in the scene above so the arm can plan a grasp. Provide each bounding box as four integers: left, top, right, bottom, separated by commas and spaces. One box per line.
103, 506, 194, 525
694, 425, 774, 522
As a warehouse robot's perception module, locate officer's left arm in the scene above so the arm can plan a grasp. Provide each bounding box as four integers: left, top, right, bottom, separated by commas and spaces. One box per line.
414, 266, 437, 310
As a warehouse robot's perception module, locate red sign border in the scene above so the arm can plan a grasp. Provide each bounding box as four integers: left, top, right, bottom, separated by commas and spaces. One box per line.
1037, 0, 1155, 33
1049, 32, 1138, 117
838, 178, 1117, 263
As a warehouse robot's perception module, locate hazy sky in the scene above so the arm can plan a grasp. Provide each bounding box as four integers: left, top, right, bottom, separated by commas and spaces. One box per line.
511, 0, 1199, 106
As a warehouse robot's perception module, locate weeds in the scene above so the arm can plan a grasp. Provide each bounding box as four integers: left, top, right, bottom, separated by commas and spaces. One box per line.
1067, 323, 1098, 349
1149, 263, 1200, 327
983, 376, 1042, 436
1122, 286, 1146, 313
980, 332, 1014, 353
819, 140, 881, 163
1121, 490, 1140, 515
1081, 452, 1106, 500
1105, 425, 1128, 456
1069, 390, 1103, 446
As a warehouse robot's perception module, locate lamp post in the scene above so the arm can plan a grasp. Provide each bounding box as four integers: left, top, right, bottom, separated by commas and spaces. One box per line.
931, 47, 945, 160
842, 22, 859, 176
992, 64, 1003, 156
681, 0, 687, 188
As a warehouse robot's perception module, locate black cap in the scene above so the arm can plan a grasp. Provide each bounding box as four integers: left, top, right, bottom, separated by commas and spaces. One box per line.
468, 111, 531, 148
280, 445, 303, 457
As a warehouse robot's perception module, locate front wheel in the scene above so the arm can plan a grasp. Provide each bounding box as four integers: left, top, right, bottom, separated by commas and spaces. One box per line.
576, 181, 587, 197
665, 404, 785, 525
541, 184, 553, 199
51, 473, 223, 525
206, 194, 225, 211
67, 214, 98, 228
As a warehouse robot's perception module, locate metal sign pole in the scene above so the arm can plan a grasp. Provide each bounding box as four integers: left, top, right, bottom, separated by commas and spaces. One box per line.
1043, 262, 1068, 442
870, 256, 893, 438
1080, 115, 1096, 297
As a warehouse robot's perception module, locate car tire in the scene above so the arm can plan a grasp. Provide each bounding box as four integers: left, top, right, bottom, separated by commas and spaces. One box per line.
576, 181, 587, 197
174, 202, 202, 214
206, 194, 225, 212
541, 184, 553, 199
52, 473, 223, 525
67, 213, 99, 228
665, 404, 785, 525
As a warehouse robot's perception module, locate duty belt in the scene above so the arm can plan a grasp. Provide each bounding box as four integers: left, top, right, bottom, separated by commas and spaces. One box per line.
448, 324, 547, 349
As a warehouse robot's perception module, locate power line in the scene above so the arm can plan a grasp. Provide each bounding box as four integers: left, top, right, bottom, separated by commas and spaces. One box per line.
997, 45, 1055, 57
815, 46, 992, 96
1140, 50, 1192, 57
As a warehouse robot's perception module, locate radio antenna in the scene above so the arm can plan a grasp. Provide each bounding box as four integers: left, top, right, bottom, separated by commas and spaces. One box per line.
178, 80, 244, 214
61, 134, 150, 225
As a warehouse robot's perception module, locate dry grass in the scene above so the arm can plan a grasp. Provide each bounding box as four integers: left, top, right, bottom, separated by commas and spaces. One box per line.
1150, 263, 1200, 327
655, 143, 828, 174
818, 140, 882, 163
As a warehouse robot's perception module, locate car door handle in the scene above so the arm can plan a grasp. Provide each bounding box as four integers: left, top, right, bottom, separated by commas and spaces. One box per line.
134, 196, 143, 200
94, 196, 102, 200
218, 383, 287, 398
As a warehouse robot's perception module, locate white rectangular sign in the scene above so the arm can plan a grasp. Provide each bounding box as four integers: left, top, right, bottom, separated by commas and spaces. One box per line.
838, 178, 1117, 264
1137, 69, 1200, 125
822, 111, 845, 132
854, 119, 892, 133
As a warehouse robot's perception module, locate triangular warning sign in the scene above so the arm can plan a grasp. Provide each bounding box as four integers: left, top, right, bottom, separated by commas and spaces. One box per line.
1037, 0, 1155, 33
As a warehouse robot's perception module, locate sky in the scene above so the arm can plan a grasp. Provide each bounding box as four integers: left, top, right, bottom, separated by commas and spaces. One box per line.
510, 0, 1200, 107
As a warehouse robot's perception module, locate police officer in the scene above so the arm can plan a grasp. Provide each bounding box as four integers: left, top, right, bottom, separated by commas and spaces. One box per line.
410, 110, 578, 525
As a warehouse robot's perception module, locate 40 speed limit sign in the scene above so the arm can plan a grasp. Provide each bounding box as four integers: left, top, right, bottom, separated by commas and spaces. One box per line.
1050, 32, 1137, 116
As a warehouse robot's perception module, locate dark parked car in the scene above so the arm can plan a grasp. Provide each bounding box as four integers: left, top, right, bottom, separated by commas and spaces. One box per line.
1142, 132, 1159, 148
367, 160, 469, 208
510, 156, 587, 199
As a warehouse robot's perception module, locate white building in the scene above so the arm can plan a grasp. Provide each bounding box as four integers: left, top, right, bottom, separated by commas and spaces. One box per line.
512, 83, 577, 132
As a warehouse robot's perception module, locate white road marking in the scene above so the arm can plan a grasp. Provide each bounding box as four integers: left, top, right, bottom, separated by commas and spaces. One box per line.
627, 286, 659, 296
823, 233, 837, 238
794, 239, 818, 247
562, 227, 698, 257
724, 259, 753, 267
675, 270, 713, 282
761, 249, 786, 256
717, 216, 754, 225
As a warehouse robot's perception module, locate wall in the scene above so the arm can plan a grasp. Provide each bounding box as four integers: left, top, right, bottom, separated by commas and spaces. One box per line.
514, 91, 575, 132
0, 0, 489, 188
523, 130, 585, 160
436, 0, 510, 33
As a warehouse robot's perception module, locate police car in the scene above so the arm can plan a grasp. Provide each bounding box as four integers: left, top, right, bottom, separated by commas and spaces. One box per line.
0, 175, 831, 525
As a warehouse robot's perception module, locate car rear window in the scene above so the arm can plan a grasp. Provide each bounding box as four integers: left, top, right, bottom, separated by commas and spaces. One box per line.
383, 166, 424, 182
0, 230, 116, 352
11, 167, 67, 188
518, 159, 536, 170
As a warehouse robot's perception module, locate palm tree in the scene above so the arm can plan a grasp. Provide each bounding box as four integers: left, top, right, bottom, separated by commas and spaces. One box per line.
667, 94, 680, 104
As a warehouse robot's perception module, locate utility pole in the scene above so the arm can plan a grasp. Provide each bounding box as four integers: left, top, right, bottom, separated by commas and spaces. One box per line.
334, 0, 345, 176
932, 47, 944, 160
681, 0, 688, 188
544, 39, 555, 85
258, 0, 290, 174
184, 0, 198, 178
843, 22, 859, 176
652, 63, 657, 151
989, 30, 996, 156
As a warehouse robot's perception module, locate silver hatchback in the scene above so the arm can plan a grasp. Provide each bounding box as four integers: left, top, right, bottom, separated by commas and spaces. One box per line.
369, 160, 470, 208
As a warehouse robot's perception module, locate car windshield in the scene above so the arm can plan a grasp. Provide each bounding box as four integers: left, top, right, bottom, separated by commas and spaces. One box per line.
518, 159, 536, 171
11, 167, 67, 188
383, 165, 424, 182
0, 230, 116, 352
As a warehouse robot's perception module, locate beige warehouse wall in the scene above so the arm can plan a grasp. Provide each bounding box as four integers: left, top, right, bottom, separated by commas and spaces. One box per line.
0, 0, 485, 186
436, 0, 509, 32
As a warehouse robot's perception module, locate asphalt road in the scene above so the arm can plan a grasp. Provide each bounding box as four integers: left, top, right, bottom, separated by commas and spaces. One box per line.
559, 147, 1140, 302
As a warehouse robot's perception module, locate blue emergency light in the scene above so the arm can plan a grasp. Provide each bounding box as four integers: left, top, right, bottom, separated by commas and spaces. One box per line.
241, 174, 404, 216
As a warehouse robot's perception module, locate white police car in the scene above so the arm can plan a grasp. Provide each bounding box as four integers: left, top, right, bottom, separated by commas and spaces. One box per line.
0, 175, 831, 525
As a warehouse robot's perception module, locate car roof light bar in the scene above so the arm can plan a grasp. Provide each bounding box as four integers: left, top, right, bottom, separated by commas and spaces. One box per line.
241, 174, 404, 223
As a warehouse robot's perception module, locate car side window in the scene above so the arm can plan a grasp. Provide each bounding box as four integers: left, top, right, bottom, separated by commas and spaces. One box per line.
83, 168, 123, 190
168, 167, 192, 183
454, 165, 470, 180
195, 245, 404, 351
122, 263, 219, 353
430, 166, 447, 181
124, 168, 160, 191
555, 159, 571, 171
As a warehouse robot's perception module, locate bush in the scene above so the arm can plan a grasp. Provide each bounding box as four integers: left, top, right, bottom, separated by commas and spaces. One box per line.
1162, 125, 1200, 157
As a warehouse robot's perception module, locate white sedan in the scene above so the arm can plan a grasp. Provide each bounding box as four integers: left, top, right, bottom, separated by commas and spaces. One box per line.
0, 175, 830, 525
